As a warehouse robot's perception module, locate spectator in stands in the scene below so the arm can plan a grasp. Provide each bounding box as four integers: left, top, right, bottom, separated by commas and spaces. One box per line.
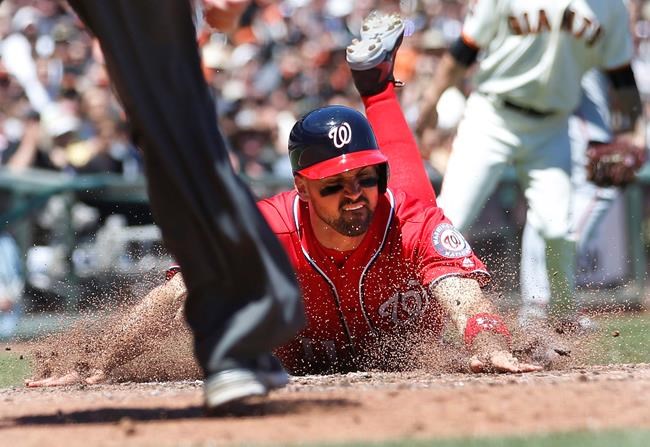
1, 5, 51, 114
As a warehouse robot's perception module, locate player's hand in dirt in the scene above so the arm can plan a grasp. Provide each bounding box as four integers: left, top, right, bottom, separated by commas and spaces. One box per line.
469, 350, 543, 373
25, 369, 108, 387
468, 332, 542, 373
25, 371, 84, 387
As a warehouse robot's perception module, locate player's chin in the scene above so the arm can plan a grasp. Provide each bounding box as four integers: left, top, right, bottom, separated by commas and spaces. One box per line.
334, 213, 371, 236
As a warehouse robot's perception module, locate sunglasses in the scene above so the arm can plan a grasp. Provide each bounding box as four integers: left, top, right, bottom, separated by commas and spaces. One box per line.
318, 176, 379, 197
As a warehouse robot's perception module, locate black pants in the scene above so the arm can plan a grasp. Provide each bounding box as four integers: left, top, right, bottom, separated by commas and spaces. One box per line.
67, 0, 304, 374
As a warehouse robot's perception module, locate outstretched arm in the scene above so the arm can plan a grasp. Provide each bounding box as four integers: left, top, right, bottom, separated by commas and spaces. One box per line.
431, 276, 541, 373
26, 273, 187, 387
97, 272, 188, 375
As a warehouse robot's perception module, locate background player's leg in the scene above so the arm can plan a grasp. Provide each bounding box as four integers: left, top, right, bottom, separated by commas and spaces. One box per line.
569, 69, 619, 252
569, 133, 620, 256
521, 171, 619, 323
518, 126, 575, 324
363, 84, 437, 204
67, 0, 303, 376
573, 187, 619, 252
519, 223, 550, 322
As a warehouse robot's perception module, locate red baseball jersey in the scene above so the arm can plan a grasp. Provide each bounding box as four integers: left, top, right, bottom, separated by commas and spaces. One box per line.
258, 188, 490, 374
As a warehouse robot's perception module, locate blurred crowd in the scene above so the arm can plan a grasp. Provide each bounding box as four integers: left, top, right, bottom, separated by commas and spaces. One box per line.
200, 0, 470, 186
0, 0, 141, 177
2, 0, 650, 335
0, 0, 472, 186
2, 0, 650, 184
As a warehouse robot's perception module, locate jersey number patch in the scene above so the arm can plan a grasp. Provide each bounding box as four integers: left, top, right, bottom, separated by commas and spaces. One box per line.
432, 223, 472, 258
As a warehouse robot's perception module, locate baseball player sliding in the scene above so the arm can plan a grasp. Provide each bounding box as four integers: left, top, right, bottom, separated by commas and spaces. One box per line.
27, 12, 540, 387
416, 0, 643, 331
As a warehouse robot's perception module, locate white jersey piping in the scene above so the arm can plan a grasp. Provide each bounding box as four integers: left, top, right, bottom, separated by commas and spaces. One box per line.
293, 195, 356, 355
292, 190, 396, 345
358, 188, 395, 335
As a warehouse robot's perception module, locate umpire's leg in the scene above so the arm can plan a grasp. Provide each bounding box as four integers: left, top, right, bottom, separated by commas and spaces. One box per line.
67, 0, 303, 375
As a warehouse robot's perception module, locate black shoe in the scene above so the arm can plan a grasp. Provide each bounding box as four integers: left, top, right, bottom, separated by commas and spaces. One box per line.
204, 354, 289, 412
346, 12, 405, 96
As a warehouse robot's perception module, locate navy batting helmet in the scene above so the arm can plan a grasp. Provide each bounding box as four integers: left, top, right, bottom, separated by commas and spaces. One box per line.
289, 105, 389, 192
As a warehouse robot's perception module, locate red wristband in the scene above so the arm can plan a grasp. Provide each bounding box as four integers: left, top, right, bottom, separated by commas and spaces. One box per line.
464, 313, 511, 347
165, 265, 181, 281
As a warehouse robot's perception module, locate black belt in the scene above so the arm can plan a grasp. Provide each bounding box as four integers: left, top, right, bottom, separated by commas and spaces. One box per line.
502, 99, 555, 118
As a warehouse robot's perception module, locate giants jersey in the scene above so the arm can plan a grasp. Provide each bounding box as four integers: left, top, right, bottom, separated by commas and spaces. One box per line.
463, 0, 633, 114
259, 189, 490, 374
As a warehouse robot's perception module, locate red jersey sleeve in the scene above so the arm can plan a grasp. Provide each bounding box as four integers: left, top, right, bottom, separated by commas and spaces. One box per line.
257, 191, 297, 235
395, 191, 491, 287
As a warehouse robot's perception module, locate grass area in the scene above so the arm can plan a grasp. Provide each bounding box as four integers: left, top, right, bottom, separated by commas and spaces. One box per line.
0, 351, 31, 388
589, 311, 650, 364
301, 430, 650, 447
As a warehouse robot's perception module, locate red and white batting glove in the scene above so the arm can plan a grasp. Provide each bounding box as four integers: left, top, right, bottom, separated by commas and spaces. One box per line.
464, 313, 511, 347
464, 313, 542, 373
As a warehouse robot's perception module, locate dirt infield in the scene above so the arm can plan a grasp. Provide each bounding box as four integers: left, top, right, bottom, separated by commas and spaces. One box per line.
1, 363, 649, 447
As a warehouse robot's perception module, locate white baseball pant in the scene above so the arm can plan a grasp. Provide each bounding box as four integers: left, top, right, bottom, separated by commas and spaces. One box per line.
438, 92, 576, 319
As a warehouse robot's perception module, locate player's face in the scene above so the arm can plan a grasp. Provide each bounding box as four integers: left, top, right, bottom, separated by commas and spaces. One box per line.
297, 166, 380, 237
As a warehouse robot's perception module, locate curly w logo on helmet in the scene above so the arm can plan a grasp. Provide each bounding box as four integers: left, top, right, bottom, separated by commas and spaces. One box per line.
328, 122, 352, 148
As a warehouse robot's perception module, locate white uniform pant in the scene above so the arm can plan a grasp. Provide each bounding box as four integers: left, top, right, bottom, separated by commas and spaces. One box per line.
438, 93, 576, 318
520, 117, 619, 315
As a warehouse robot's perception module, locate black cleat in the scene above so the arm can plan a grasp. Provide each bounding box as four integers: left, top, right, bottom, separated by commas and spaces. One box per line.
346, 12, 405, 96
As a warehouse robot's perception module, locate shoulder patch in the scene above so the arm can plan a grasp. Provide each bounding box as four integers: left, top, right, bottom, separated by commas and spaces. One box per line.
431, 223, 472, 258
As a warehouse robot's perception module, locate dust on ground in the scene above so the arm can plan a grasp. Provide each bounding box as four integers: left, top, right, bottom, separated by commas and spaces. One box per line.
23, 305, 609, 384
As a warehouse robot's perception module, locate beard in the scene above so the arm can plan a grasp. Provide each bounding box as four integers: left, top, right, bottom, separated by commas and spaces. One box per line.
316, 198, 374, 237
